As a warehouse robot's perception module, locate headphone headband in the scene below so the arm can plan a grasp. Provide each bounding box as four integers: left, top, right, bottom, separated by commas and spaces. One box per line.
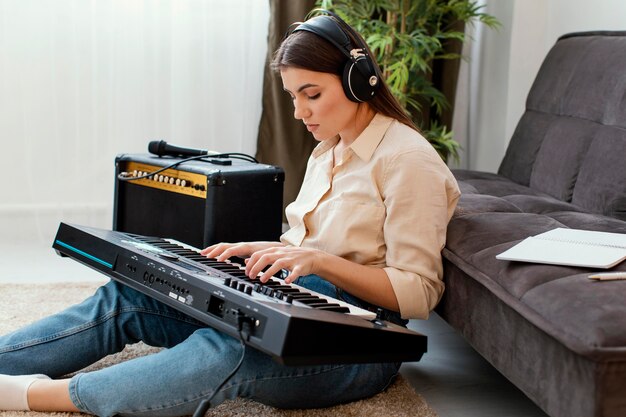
293, 15, 353, 60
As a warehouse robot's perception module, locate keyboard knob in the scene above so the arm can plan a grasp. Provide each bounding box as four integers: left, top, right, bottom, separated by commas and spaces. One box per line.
230, 280, 238, 289
237, 283, 246, 292
223, 277, 232, 286
285, 295, 293, 304
244, 286, 253, 295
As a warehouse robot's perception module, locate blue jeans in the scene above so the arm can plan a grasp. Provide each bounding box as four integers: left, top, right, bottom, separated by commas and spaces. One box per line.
0, 275, 402, 417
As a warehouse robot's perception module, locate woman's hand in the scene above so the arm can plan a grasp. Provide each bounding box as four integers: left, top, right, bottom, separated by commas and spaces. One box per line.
200, 241, 284, 262
204, 242, 399, 311
244, 246, 326, 284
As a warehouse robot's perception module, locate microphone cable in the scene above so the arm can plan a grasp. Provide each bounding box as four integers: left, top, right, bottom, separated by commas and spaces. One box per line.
191, 311, 254, 417
117, 152, 259, 182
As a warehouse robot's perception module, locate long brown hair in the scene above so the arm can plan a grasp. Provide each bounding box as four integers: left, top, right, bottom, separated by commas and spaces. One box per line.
272, 21, 419, 132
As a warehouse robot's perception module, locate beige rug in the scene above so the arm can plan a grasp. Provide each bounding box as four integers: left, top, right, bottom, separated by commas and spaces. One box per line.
0, 281, 437, 417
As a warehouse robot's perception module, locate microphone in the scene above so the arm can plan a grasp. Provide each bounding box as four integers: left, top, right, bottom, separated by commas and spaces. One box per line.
148, 140, 208, 158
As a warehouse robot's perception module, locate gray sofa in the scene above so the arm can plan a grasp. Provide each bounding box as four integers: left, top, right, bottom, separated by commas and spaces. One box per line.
437, 32, 626, 417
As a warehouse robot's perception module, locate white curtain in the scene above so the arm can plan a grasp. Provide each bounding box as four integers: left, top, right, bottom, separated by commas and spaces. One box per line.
449, 2, 486, 171
450, 0, 507, 171
0, 0, 270, 243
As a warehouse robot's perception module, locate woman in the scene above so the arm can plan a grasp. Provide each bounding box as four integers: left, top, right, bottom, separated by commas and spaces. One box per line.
0, 13, 460, 416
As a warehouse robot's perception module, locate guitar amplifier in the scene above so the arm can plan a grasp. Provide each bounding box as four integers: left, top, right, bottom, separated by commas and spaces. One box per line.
113, 153, 284, 249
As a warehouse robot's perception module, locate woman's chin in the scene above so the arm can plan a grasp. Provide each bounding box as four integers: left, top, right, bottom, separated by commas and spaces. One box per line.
311, 132, 333, 142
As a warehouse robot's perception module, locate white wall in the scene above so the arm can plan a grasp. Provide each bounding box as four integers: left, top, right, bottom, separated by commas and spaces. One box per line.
0, 0, 270, 243
456, 0, 626, 172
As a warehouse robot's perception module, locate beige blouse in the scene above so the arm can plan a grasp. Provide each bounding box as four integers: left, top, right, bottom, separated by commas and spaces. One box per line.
280, 113, 460, 319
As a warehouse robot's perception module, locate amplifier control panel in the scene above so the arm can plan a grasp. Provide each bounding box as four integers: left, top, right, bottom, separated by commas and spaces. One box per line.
117, 161, 208, 198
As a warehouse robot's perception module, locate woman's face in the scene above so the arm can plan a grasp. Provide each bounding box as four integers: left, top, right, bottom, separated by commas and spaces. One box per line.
280, 66, 361, 142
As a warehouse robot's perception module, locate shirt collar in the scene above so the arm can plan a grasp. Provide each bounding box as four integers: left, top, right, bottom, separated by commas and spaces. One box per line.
349, 113, 393, 162
311, 135, 339, 158
310, 113, 394, 161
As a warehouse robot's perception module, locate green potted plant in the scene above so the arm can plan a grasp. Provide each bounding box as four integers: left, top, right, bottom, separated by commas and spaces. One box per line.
315, 0, 499, 163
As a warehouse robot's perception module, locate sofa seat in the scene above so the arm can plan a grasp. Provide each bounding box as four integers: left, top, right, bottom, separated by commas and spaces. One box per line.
447, 199, 626, 355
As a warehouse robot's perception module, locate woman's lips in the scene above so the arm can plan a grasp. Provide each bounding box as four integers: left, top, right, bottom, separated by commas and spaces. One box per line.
306, 124, 319, 133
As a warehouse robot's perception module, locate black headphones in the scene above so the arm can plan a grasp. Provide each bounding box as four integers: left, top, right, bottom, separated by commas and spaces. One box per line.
290, 11, 380, 103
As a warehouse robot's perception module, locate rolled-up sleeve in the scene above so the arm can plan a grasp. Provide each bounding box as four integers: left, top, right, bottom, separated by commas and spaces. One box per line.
382, 148, 460, 319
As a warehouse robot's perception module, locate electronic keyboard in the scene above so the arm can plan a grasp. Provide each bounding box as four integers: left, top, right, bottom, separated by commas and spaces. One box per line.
52, 222, 427, 365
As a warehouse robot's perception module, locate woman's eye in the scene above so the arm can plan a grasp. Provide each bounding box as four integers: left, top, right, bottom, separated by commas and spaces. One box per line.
308, 93, 321, 100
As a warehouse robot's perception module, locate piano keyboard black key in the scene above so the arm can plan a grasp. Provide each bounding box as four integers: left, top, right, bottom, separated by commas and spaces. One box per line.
318, 305, 350, 313
271, 286, 298, 292
287, 292, 313, 298
299, 301, 330, 307
152, 243, 181, 249
186, 256, 211, 261
229, 256, 248, 266
170, 250, 198, 256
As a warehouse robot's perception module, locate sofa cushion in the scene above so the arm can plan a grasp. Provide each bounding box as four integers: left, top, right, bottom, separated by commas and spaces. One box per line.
496, 32, 626, 219
455, 194, 522, 216
498, 111, 554, 186
528, 116, 595, 201
571, 128, 626, 220
500, 195, 585, 215
522, 276, 626, 355
452, 169, 553, 198
526, 34, 626, 128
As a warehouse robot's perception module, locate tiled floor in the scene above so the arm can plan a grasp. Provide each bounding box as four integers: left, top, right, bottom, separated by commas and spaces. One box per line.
1, 241, 548, 417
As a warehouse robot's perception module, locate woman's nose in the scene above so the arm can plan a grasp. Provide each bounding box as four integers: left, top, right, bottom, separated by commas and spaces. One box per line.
293, 99, 310, 120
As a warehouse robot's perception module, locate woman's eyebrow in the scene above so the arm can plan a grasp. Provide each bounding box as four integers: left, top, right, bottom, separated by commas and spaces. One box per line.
296, 83, 318, 93
283, 83, 319, 94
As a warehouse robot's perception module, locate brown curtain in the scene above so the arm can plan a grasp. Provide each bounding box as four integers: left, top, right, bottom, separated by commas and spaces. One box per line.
256, 0, 318, 218
427, 19, 465, 132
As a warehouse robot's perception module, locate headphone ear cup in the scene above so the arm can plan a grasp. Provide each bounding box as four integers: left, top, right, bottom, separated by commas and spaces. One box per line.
341, 56, 379, 102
